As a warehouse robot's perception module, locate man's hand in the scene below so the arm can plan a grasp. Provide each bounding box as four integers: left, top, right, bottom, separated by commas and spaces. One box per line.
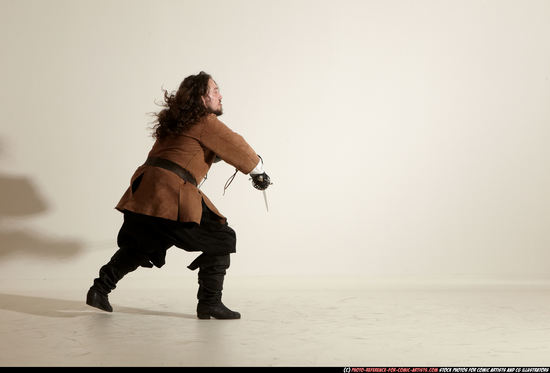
251, 172, 271, 190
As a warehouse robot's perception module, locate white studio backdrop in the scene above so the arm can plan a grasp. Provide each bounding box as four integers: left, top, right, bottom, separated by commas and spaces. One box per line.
0, 0, 549, 283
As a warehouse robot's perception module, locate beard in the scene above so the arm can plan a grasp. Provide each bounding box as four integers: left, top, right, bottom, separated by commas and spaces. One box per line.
208, 106, 223, 116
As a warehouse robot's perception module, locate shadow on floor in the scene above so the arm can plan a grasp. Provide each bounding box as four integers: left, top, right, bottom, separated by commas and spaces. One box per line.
0, 174, 84, 259
0, 230, 84, 258
0, 292, 196, 319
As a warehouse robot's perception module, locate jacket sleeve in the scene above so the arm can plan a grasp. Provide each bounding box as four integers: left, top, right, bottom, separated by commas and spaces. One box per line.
200, 115, 260, 174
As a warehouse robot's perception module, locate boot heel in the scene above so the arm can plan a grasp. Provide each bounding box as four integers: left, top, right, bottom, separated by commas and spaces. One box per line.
197, 302, 241, 319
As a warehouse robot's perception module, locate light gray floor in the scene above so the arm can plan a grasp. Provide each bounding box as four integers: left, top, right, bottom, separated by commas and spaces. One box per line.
1, 275, 549, 367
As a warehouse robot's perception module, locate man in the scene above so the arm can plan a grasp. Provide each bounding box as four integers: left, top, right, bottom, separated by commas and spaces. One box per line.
86, 71, 271, 319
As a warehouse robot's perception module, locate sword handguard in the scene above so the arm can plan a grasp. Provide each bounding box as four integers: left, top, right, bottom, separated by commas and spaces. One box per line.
251, 172, 272, 191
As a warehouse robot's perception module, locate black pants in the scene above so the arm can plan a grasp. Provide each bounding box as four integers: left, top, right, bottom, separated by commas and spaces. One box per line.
117, 200, 236, 268
92, 200, 236, 302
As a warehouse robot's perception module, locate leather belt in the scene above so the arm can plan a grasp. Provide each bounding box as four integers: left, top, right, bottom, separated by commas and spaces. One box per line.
143, 156, 197, 186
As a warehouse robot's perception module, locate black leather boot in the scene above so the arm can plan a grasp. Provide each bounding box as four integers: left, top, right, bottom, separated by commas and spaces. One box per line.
197, 301, 241, 319
86, 248, 142, 312
192, 254, 240, 320
86, 287, 113, 312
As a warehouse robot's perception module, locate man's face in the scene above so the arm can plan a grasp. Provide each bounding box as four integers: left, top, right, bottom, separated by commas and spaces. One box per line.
202, 78, 223, 116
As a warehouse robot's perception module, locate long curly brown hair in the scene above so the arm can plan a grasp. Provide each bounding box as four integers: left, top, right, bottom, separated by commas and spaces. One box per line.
152, 71, 212, 139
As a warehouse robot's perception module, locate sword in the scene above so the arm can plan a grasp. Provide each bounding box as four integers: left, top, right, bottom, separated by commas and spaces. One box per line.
262, 190, 269, 212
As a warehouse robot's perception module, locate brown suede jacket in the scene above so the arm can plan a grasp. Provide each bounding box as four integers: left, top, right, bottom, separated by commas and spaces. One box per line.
116, 114, 260, 224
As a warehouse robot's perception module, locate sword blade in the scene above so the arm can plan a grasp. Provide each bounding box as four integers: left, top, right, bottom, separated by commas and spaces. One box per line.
262, 190, 269, 212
